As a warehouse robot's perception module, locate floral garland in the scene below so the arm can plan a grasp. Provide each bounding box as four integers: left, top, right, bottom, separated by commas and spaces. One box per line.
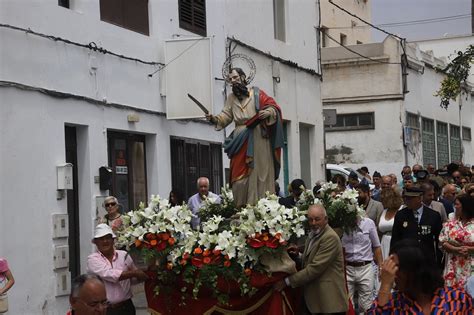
118, 192, 306, 305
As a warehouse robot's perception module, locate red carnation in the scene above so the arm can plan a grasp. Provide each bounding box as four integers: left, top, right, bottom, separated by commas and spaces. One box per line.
247, 238, 265, 248
191, 257, 203, 268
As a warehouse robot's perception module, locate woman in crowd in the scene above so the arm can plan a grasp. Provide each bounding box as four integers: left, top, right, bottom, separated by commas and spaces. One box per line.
0, 258, 14, 312
168, 189, 184, 207
101, 196, 123, 233
368, 240, 472, 314
439, 193, 474, 289
377, 188, 403, 259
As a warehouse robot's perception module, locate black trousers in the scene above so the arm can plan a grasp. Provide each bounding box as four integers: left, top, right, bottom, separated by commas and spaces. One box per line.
106, 299, 136, 315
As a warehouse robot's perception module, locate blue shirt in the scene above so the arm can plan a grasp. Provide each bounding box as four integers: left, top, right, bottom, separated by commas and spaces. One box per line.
342, 217, 381, 262
187, 192, 220, 229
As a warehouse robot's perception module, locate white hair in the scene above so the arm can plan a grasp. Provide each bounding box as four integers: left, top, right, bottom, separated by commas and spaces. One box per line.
309, 204, 327, 218
103, 196, 118, 206
196, 177, 209, 188
442, 184, 456, 195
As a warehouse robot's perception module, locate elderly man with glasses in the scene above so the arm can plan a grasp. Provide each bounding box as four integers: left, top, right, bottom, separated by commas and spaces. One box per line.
69, 274, 108, 315
87, 224, 148, 315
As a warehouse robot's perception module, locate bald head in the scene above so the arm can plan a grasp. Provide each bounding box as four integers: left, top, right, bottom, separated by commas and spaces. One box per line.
382, 176, 392, 190
442, 184, 457, 202
70, 275, 107, 315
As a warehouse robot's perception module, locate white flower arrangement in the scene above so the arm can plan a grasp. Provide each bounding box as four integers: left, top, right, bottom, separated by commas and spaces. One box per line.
116, 196, 194, 251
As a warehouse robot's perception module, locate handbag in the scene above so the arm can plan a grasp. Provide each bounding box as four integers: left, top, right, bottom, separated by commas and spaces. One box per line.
0, 294, 8, 313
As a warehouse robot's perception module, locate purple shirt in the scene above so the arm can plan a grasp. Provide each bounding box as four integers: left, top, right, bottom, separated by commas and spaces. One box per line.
187, 192, 220, 229
342, 217, 381, 262
87, 250, 135, 304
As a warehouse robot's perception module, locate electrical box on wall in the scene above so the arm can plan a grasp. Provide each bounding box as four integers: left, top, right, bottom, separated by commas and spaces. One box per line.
52, 214, 68, 239
99, 166, 113, 191
57, 163, 73, 190
53, 245, 69, 270
55, 270, 71, 296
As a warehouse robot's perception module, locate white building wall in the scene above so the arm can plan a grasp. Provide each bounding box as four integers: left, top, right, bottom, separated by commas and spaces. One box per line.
324, 99, 405, 177
0, 1, 324, 313
415, 35, 474, 83
322, 35, 474, 180
320, 0, 371, 47
405, 64, 474, 167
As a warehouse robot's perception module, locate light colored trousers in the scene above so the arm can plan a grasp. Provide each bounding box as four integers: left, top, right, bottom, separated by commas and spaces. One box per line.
346, 264, 374, 313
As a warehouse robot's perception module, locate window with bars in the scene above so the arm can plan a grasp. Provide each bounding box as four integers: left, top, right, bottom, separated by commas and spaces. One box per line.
325, 112, 374, 131
179, 0, 207, 36
99, 0, 149, 35
462, 127, 471, 141
422, 118, 436, 167
170, 136, 223, 199
273, 0, 286, 41
406, 112, 420, 129
450, 124, 461, 162
437, 121, 449, 168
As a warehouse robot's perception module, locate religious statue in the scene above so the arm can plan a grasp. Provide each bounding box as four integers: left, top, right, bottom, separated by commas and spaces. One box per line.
206, 58, 284, 208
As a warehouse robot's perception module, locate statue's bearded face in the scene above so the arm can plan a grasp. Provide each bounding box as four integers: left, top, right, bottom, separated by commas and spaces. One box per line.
228, 70, 242, 85
229, 69, 249, 101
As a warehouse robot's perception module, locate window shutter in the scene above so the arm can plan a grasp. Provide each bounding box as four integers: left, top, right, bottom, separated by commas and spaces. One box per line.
179, 0, 206, 36
123, 0, 149, 35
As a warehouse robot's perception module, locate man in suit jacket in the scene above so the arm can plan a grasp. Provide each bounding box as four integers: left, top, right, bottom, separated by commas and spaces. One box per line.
390, 187, 443, 268
357, 183, 384, 223
274, 204, 348, 314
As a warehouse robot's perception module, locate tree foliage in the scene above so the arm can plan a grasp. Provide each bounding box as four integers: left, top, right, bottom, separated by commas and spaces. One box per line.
436, 45, 474, 109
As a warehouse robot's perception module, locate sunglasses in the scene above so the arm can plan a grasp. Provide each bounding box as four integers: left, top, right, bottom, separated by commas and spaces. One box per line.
105, 202, 117, 207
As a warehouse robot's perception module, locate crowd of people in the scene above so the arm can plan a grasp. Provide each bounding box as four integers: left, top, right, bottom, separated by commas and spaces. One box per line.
274, 163, 474, 314
6, 162, 468, 314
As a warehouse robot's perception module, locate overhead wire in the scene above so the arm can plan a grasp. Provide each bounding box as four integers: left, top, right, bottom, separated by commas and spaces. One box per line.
324, 32, 401, 65
328, 0, 403, 40
326, 14, 471, 29
327, 0, 409, 92
147, 36, 209, 77
0, 23, 163, 66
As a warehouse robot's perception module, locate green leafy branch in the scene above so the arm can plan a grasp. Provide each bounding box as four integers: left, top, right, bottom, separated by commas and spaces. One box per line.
436, 45, 473, 109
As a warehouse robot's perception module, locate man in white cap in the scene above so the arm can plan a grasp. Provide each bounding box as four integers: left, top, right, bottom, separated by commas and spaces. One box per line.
87, 224, 147, 315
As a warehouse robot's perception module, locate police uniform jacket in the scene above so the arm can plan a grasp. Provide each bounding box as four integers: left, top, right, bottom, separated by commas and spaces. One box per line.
390, 206, 443, 267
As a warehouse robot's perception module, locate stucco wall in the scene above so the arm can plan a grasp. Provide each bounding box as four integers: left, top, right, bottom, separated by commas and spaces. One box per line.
0, 1, 324, 313
320, 0, 371, 47
324, 99, 405, 176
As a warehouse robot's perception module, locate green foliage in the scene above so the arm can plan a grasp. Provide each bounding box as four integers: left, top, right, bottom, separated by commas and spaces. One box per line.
436, 45, 473, 109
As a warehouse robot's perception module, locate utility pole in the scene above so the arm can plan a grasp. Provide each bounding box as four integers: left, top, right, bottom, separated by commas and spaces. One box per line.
472, 0, 474, 34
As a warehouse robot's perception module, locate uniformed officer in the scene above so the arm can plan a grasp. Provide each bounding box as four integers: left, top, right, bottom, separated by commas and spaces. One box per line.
390, 186, 443, 268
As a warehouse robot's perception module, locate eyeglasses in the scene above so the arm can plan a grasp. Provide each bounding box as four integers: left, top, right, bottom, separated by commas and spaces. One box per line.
105, 202, 117, 207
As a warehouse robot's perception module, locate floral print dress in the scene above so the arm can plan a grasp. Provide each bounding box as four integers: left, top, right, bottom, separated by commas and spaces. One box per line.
439, 219, 474, 288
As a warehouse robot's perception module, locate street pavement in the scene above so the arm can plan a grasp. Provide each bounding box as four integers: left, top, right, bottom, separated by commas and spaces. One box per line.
132, 284, 150, 315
